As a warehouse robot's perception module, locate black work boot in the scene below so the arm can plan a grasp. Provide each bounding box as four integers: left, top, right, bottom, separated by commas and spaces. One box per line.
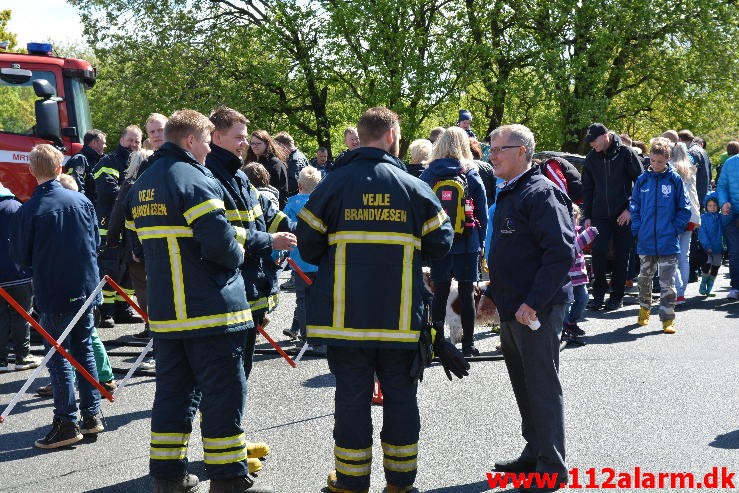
209, 475, 274, 493
115, 302, 144, 324
152, 474, 200, 493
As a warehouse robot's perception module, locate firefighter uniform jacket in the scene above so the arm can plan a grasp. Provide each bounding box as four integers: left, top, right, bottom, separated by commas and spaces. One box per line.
205, 144, 290, 314
126, 142, 251, 338
94, 145, 131, 237
297, 146, 454, 349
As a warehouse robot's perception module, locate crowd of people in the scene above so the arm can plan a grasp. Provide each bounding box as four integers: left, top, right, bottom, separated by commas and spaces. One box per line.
1, 103, 738, 493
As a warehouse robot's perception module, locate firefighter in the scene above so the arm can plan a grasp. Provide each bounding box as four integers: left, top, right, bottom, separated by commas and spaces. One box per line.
126, 110, 272, 493
205, 106, 297, 474
297, 107, 466, 493
93, 124, 143, 327
65, 129, 106, 203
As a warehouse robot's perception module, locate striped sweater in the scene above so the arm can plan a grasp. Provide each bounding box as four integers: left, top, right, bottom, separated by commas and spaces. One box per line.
569, 226, 598, 286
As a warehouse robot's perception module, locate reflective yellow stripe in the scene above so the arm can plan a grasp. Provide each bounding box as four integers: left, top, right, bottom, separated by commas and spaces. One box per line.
151, 432, 190, 445
203, 448, 247, 464
103, 289, 116, 303
335, 445, 372, 461
307, 325, 419, 343
333, 243, 346, 328
398, 245, 413, 332
168, 237, 187, 320
149, 310, 252, 333
268, 211, 288, 233
125, 220, 136, 231
328, 231, 421, 249
422, 210, 448, 236
202, 433, 246, 449
94, 167, 120, 179
298, 208, 327, 233
249, 293, 279, 312
136, 226, 194, 240
226, 207, 262, 223
150, 446, 187, 460
383, 457, 417, 472
251, 204, 263, 220
234, 225, 247, 245
382, 442, 418, 457
99, 228, 108, 236
183, 199, 225, 225
336, 459, 372, 476
225, 209, 241, 222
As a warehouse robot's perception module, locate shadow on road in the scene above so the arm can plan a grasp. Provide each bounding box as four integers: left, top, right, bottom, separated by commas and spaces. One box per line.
86, 475, 151, 492
709, 429, 739, 449
302, 372, 335, 388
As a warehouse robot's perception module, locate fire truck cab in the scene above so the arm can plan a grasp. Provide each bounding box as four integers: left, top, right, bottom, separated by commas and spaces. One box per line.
0, 42, 95, 201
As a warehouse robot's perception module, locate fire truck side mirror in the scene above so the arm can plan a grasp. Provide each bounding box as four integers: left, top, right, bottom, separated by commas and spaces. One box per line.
32, 79, 57, 99
32, 80, 62, 143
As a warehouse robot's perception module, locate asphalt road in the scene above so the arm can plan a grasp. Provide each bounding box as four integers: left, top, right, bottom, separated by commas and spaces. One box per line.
1, 270, 737, 492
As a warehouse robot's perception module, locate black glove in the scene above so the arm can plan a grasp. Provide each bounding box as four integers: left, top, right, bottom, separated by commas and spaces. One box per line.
432, 321, 470, 381
436, 339, 470, 380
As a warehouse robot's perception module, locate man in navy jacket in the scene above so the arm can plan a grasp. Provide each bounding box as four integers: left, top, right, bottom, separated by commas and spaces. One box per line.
479, 124, 574, 493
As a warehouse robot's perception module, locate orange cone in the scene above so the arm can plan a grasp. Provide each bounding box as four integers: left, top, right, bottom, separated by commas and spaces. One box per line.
372, 375, 383, 405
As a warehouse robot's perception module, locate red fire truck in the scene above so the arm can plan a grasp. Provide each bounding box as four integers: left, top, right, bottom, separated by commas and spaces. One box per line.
0, 42, 95, 201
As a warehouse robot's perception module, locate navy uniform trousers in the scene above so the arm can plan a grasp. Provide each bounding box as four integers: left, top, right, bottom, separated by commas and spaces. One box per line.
499, 304, 568, 479
327, 346, 419, 490
150, 330, 249, 480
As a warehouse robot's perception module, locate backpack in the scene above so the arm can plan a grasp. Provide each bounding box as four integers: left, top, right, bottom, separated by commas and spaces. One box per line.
432, 172, 471, 237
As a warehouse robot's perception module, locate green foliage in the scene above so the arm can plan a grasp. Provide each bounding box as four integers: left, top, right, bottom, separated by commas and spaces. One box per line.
0, 10, 18, 50
68, 0, 739, 159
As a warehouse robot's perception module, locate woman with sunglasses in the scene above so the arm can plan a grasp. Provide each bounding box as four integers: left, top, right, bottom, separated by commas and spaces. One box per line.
245, 130, 289, 209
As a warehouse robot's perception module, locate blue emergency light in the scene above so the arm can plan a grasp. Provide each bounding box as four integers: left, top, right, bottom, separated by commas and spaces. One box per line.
27, 42, 53, 56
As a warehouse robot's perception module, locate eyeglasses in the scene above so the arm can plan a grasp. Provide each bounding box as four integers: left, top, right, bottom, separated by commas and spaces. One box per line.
249, 141, 265, 146
489, 145, 522, 155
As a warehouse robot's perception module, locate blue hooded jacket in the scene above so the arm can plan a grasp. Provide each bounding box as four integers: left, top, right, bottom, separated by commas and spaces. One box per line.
630, 164, 691, 256
419, 158, 487, 254
698, 193, 724, 252
0, 186, 32, 287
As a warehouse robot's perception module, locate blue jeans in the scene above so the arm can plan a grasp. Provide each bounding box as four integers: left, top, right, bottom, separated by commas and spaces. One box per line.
41, 306, 100, 422
566, 284, 589, 324
725, 214, 739, 290
673, 230, 692, 297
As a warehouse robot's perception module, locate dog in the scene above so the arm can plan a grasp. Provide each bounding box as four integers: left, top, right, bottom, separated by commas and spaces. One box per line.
421, 267, 500, 344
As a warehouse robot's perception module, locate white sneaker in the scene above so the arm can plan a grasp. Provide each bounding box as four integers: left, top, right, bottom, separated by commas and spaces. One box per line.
139, 357, 156, 371
14, 355, 42, 370
728, 289, 739, 300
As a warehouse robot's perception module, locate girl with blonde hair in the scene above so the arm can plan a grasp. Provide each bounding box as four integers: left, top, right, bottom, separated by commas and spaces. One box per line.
419, 126, 488, 355
671, 142, 700, 303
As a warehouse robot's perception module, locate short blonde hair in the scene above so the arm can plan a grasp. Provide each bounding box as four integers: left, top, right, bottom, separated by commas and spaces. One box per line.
29, 144, 64, 180
165, 109, 215, 146
58, 173, 78, 191
408, 139, 432, 165
298, 166, 322, 193
431, 126, 473, 168
146, 113, 169, 127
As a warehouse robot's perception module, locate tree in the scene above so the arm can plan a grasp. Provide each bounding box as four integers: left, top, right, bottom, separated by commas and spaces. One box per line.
0, 10, 18, 51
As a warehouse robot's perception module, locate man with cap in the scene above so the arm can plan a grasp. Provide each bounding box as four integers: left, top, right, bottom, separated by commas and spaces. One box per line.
456, 109, 476, 139
581, 123, 643, 311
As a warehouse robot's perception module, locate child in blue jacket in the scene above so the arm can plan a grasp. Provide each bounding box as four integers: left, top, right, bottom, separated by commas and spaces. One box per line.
630, 138, 691, 334
283, 166, 322, 340
698, 194, 725, 296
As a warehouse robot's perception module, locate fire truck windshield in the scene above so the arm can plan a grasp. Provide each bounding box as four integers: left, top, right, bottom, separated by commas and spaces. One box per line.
66, 77, 92, 139
0, 70, 56, 135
